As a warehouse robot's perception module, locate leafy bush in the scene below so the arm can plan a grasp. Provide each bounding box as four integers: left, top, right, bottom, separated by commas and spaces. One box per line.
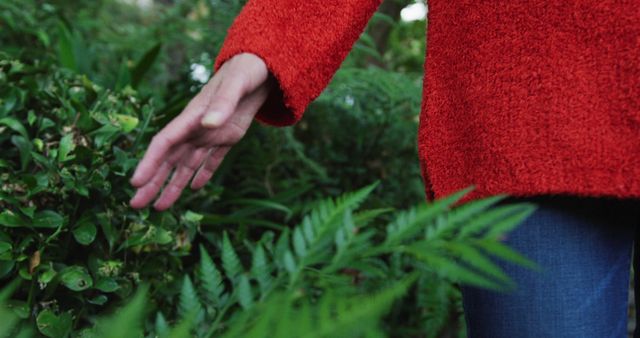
0, 1, 539, 337
1, 180, 538, 337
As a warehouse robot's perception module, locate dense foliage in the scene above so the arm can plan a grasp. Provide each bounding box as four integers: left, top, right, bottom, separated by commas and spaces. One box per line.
0, 1, 538, 337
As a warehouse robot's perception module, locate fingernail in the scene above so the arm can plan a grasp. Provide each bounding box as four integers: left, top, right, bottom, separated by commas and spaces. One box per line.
201, 111, 224, 128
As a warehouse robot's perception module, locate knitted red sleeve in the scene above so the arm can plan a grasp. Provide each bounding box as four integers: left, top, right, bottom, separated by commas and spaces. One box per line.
213, 0, 382, 127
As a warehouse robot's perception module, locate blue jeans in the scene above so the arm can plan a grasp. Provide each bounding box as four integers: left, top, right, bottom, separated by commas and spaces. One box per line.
460, 195, 640, 338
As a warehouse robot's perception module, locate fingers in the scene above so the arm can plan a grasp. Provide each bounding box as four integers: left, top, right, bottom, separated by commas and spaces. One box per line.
201, 74, 247, 129
152, 146, 210, 211
130, 86, 213, 188
129, 54, 272, 210
129, 161, 172, 209
191, 146, 231, 190
188, 84, 270, 189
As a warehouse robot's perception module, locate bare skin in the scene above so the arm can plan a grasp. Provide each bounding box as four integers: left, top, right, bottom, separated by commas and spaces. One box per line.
129, 53, 272, 210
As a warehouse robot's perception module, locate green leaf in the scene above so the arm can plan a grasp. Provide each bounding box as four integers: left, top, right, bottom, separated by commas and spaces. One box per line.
131, 43, 162, 88
437, 194, 508, 237
483, 204, 537, 239
292, 227, 307, 258
472, 238, 541, 271
0, 261, 15, 279
0, 117, 28, 139
198, 245, 224, 306
0, 242, 11, 260
72, 222, 97, 245
432, 240, 514, 287
38, 266, 57, 285
222, 232, 243, 281
221, 274, 416, 338
409, 250, 504, 291
59, 266, 93, 291
98, 212, 117, 250
226, 198, 292, 217
56, 23, 77, 71
115, 114, 139, 133
36, 309, 72, 338
90, 124, 121, 148
88, 295, 108, 305
458, 203, 532, 238
32, 210, 64, 229
87, 295, 109, 305
19, 206, 36, 219
250, 244, 272, 295
93, 285, 148, 338
155, 312, 170, 338
182, 210, 203, 223
153, 228, 173, 245
11, 135, 32, 170
274, 229, 291, 268
0, 279, 20, 302
7, 300, 29, 319
95, 277, 119, 293
115, 61, 132, 90
283, 250, 296, 274
57, 133, 75, 162
178, 275, 203, 320
382, 187, 472, 246
237, 274, 253, 310
166, 316, 194, 338
0, 210, 25, 228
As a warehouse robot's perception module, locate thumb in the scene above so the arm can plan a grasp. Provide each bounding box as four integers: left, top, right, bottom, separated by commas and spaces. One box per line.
201, 75, 246, 128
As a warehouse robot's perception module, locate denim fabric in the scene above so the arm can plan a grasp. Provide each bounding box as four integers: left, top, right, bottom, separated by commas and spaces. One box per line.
460, 196, 640, 338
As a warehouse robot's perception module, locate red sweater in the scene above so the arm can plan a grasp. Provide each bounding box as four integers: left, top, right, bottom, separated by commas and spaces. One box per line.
214, 1, 640, 203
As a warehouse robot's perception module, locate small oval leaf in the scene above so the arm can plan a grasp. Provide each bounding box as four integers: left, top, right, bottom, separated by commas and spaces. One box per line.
72, 222, 96, 245
59, 266, 93, 291
32, 210, 64, 229
36, 309, 72, 338
95, 277, 119, 293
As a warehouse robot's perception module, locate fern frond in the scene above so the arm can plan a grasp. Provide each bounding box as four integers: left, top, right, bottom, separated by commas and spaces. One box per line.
431, 240, 514, 288
178, 276, 203, 321
457, 203, 530, 238
301, 217, 315, 244
273, 229, 291, 270
426, 194, 506, 240
198, 245, 225, 307
222, 232, 244, 281
283, 250, 296, 274
221, 275, 416, 338
471, 238, 541, 271
292, 227, 307, 258
93, 285, 148, 338
482, 203, 536, 239
280, 183, 378, 285
416, 274, 459, 338
154, 311, 170, 338
381, 188, 478, 248
407, 247, 505, 291
306, 182, 378, 244
353, 208, 393, 228
237, 274, 254, 310
250, 244, 272, 296
166, 316, 194, 338
325, 210, 377, 273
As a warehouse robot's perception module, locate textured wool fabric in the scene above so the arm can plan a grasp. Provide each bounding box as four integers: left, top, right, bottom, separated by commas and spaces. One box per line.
214, 0, 640, 203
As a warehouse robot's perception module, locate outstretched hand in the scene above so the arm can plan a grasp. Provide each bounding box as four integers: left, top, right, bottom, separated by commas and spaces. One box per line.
129, 53, 272, 210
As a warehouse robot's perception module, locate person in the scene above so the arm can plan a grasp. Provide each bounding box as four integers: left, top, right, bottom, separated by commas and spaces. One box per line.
129, 1, 640, 337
